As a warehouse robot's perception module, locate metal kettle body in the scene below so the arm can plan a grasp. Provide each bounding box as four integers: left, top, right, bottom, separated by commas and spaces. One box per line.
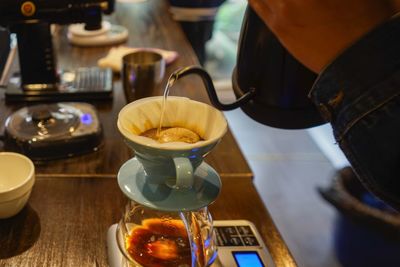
171, 6, 325, 129
232, 6, 324, 129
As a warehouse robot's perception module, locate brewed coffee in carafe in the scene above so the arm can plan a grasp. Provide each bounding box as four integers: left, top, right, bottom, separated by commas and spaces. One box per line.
117, 201, 216, 267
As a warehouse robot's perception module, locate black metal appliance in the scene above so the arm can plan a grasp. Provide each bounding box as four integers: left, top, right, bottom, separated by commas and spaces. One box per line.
4, 102, 103, 161
0, 0, 115, 102
172, 6, 325, 129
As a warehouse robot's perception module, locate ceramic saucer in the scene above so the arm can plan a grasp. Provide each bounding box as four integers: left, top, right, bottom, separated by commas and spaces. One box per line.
117, 158, 221, 211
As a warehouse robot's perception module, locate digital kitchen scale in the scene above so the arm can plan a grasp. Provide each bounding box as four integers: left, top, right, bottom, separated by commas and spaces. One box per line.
106, 220, 275, 267
4, 102, 103, 161
5, 67, 113, 102
211, 220, 275, 267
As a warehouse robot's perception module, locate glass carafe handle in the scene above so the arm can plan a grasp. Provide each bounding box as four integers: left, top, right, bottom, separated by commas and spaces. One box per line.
180, 208, 217, 267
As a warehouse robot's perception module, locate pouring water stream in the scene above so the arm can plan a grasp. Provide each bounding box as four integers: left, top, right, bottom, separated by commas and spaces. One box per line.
157, 73, 178, 137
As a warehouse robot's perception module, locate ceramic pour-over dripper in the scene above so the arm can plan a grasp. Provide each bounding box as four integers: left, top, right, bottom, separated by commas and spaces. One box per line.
117, 96, 226, 267
117, 96, 227, 211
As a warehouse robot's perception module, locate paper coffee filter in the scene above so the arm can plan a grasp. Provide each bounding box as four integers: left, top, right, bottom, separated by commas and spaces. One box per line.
118, 96, 227, 148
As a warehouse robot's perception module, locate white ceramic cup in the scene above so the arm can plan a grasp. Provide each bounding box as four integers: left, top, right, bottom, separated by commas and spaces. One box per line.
0, 152, 35, 219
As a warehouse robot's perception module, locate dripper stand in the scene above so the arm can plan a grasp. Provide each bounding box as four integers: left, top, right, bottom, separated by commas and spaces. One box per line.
117, 158, 222, 212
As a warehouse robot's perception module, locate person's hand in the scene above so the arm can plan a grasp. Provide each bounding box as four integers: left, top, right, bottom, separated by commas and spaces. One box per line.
248, 0, 398, 73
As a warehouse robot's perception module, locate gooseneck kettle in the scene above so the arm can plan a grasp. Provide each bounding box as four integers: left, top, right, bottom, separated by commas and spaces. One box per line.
173, 6, 325, 129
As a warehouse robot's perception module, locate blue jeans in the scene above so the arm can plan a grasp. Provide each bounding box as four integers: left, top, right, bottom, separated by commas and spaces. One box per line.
309, 15, 400, 210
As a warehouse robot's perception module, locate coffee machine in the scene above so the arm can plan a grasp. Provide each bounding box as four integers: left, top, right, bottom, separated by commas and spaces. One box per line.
0, 0, 115, 102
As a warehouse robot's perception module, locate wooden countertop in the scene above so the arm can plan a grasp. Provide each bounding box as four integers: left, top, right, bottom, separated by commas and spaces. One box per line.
0, 175, 296, 267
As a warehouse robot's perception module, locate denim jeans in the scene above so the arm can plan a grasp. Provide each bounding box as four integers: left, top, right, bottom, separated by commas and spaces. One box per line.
309, 15, 400, 210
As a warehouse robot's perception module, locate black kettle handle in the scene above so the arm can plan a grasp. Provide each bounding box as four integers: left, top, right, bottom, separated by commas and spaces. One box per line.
171, 65, 256, 111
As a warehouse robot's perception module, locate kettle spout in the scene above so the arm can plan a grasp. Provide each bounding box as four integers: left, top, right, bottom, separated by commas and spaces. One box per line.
171, 65, 256, 111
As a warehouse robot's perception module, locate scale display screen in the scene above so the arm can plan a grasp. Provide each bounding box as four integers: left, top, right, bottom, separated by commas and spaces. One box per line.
232, 251, 265, 267
212, 220, 275, 267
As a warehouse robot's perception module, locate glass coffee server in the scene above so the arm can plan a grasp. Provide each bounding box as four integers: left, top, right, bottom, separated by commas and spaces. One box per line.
116, 96, 228, 267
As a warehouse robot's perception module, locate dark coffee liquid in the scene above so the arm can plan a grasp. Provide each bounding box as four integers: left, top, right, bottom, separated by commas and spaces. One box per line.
125, 218, 191, 267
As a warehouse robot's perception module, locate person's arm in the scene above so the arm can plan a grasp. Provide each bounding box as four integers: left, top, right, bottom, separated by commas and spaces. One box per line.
247, 0, 397, 73
248, 0, 400, 209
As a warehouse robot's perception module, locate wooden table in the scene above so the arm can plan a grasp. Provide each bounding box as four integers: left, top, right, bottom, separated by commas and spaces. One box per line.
0, 175, 296, 267
0, 1, 297, 266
